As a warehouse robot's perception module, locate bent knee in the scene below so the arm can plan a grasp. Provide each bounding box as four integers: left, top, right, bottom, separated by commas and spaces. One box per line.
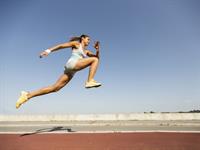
51, 85, 63, 92
91, 57, 99, 63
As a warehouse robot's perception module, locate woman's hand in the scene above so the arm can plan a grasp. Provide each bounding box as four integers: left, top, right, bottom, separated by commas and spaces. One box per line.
93, 41, 100, 59
94, 41, 100, 50
39, 49, 50, 58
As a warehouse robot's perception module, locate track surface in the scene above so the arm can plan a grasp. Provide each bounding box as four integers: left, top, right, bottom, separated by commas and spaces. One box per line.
0, 132, 200, 150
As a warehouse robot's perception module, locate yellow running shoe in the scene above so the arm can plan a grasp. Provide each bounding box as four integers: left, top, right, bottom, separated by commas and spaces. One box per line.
85, 79, 101, 88
16, 91, 28, 109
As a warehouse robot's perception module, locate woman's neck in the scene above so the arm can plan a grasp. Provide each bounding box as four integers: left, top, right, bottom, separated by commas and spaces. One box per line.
81, 42, 86, 49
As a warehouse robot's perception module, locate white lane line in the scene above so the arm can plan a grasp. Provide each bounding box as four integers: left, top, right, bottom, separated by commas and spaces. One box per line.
1, 130, 200, 134
1, 124, 200, 127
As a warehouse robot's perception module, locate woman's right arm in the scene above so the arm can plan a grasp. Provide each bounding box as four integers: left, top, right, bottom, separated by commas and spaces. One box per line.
40, 41, 78, 58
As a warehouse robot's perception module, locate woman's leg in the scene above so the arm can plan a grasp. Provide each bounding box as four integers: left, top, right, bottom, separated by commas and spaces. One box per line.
16, 73, 72, 109
74, 57, 99, 82
27, 73, 73, 99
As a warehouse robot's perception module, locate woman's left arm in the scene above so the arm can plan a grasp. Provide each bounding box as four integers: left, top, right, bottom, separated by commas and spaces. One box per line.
85, 41, 100, 59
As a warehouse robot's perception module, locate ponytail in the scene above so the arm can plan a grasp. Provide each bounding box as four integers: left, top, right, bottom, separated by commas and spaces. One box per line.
69, 36, 81, 42
69, 34, 90, 42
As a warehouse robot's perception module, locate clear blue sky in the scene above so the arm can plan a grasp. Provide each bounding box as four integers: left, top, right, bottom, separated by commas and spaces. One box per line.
0, 0, 200, 114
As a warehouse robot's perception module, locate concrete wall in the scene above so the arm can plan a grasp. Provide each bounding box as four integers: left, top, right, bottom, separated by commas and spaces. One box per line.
0, 113, 200, 121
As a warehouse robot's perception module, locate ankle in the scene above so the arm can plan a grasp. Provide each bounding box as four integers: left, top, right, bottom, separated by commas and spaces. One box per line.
87, 79, 93, 82
27, 92, 31, 99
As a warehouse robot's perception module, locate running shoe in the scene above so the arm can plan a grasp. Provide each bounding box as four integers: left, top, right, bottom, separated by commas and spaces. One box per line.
85, 79, 101, 88
16, 91, 28, 109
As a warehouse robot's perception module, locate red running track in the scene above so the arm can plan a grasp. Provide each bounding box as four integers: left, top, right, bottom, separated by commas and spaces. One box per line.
0, 132, 200, 150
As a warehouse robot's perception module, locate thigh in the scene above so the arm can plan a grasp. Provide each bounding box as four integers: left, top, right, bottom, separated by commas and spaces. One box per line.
54, 74, 73, 88
74, 57, 95, 71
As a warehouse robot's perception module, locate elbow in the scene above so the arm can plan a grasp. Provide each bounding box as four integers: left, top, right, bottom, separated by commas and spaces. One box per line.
96, 55, 100, 59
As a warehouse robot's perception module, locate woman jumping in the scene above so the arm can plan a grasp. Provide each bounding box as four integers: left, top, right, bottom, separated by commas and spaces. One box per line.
16, 34, 101, 109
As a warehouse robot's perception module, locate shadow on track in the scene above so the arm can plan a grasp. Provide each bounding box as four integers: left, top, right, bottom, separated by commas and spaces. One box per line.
20, 126, 75, 137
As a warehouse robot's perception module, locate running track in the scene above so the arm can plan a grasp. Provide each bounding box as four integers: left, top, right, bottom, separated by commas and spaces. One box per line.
1, 132, 200, 150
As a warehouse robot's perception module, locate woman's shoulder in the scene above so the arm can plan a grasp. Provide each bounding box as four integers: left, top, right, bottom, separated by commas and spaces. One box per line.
70, 41, 80, 49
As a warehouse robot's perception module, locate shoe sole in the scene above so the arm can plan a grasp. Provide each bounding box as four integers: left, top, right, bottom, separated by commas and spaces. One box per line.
85, 84, 101, 89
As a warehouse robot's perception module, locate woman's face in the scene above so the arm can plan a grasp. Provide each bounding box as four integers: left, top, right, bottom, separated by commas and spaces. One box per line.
82, 37, 90, 46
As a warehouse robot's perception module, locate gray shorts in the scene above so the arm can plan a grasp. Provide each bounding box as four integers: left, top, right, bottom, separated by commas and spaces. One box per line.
64, 57, 80, 77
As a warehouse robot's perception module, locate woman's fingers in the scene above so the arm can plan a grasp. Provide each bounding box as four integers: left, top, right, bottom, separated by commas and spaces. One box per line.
39, 51, 48, 58
94, 41, 100, 49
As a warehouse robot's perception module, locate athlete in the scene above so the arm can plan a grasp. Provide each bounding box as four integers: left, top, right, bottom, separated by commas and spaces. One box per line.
16, 34, 101, 109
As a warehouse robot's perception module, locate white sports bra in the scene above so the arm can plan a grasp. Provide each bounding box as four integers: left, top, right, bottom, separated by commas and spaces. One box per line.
72, 44, 87, 59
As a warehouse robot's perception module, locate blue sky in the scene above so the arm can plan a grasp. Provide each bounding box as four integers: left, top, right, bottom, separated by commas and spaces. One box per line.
0, 0, 200, 114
